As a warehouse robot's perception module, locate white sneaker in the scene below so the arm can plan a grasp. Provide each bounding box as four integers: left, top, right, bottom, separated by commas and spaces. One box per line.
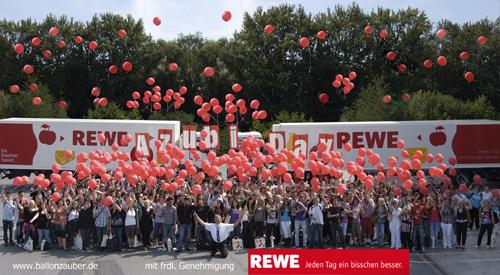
475, 245, 479, 248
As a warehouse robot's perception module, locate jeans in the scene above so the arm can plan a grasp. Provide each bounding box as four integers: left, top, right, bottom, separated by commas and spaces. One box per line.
430, 222, 440, 243
3, 220, 14, 243
376, 223, 385, 247
16, 221, 24, 243
37, 229, 50, 247
294, 219, 307, 247
163, 224, 176, 249
80, 229, 91, 249
441, 223, 453, 248
177, 223, 191, 250
330, 222, 345, 248
389, 221, 401, 248
412, 224, 425, 249
309, 224, 324, 248
112, 227, 123, 250
95, 226, 107, 248
254, 221, 264, 237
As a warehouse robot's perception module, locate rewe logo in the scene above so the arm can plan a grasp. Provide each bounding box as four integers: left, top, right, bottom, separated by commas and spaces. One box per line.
250, 254, 300, 269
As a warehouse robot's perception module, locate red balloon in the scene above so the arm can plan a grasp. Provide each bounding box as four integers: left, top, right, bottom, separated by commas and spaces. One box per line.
88, 41, 98, 50
98, 98, 108, 107
379, 29, 388, 39
43, 50, 52, 58
464, 71, 475, 82
23, 64, 34, 74
397, 139, 405, 149
102, 196, 113, 207
51, 192, 61, 202
179, 86, 188, 95
398, 64, 407, 72
74, 36, 83, 44
122, 61, 133, 72
10, 85, 19, 94
423, 59, 433, 69
459, 51, 469, 61
146, 77, 155, 85
222, 11, 232, 22
117, 29, 127, 38
477, 36, 487, 46
257, 110, 267, 120
91, 87, 101, 97
459, 183, 468, 193
383, 95, 392, 104
153, 17, 161, 26
299, 37, 310, 48
226, 113, 235, 123
316, 31, 327, 40
473, 175, 482, 185
332, 80, 341, 88
402, 93, 410, 101
32, 97, 42, 105
319, 93, 329, 104
57, 40, 65, 48
437, 56, 447, 66
264, 24, 274, 33
168, 63, 178, 71
31, 37, 41, 46
386, 51, 396, 61
343, 143, 352, 152
14, 43, 24, 54
29, 83, 38, 92
232, 83, 243, 93
250, 99, 260, 109
436, 28, 446, 39
203, 67, 215, 77
364, 25, 374, 35
49, 27, 59, 37
108, 65, 118, 74
348, 71, 357, 80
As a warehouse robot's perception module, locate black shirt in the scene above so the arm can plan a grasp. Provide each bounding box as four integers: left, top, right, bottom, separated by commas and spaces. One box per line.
195, 205, 211, 222
177, 204, 194, 224
36, 212, 50, 229
78, 207, 94, 229
327, 206, 343, 224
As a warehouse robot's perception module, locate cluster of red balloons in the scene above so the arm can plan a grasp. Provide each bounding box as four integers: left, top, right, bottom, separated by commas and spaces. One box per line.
126, 81, 187, 111
331, 72, 356, 96
193, 84, 266, 123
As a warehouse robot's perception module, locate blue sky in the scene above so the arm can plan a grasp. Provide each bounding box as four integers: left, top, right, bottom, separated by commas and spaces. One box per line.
0, 0, 498, 40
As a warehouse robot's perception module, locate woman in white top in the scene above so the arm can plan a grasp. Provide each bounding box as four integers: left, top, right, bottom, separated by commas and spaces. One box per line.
67, 201, 79, 249
389, 198, 402, 249
266, 198, 278, 247
124, 200, 138, 250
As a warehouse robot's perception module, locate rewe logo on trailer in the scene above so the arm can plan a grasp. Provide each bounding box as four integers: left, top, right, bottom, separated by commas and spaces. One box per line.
429, 125, 447, 146
250, 254, 300, 269
38, 124, 57, 145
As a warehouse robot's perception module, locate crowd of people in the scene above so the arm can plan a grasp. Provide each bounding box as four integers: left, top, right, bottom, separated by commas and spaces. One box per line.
2, 172, 499, 257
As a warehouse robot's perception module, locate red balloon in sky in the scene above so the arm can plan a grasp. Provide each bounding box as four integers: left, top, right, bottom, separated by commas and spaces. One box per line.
146, 77, 155, 85
222, 11, 232, 22
153, 17, 161, 26
91, 87, 101, 97
386, 51, 396, 61
437, 55, 447, 66
57, 41, 65, 48
250, 99, 260, 109
316, 31, 327, 40
264, 24, 274, 33
436, 28, 446, 39
319, 93, 329, 104
58, 100, 67, 110
74, 36, 83, 44
383, 95, 392, 104
32, 97, 42, 105
31, 37, 41, 46
477, 36, 487, 46
43, 50, 52, 58
402, 93, 410, 101
423, 59, 433, 69
364, 25, 374, 35
232, 83, 242, 93
14, 44, 24, 54
398, 64, 407, 72
379, 29, 388, 39
108, 65, 118, 74
299, 37, 310, 48
459, 51, 469, 61
10, 85, 19, 94
23, 64, 34, 74
49, 27, 59, 37
117, 29, 127, 38
464, 71, 475, 82
168, 63, 178, 71
348, 71, 357, 80
203, 67, 215, 77
29, 83, 38, 92
122, 61, 133, 72
88, 41, 98, 50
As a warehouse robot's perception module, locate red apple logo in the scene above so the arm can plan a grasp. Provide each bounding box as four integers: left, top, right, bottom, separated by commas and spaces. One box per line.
39, 124, 56, 145
429, 125, 446, 146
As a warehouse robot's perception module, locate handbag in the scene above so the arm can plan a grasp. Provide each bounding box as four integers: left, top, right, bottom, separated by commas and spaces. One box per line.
232, 237, 243, 251
254, 237, 266, 249
101, 233, 112, 248
74, 233, 83, 250
24, 238, 33, 251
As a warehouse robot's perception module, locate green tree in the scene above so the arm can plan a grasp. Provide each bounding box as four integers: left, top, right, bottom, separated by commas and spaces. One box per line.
148, 110, 196, 125
86, 101, 141, 119
0, 87, 67, 119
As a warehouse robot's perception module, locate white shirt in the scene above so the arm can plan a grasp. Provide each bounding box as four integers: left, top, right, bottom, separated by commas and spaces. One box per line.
481, 192, 493, 203
124, 208, 136, 226
308, 204, 324, 225
2, 200, 16, 221
204, 223, 234, 243
390, 207, 402, 224
68, 210, 79, 222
